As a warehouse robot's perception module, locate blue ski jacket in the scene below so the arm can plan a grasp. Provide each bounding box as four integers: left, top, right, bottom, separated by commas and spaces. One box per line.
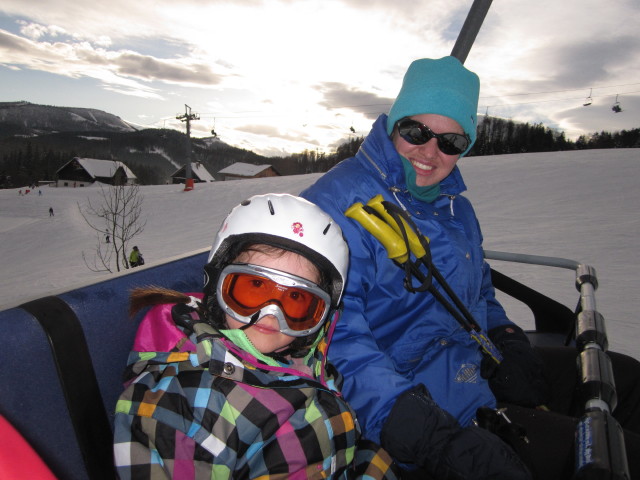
301, 114, 515, 444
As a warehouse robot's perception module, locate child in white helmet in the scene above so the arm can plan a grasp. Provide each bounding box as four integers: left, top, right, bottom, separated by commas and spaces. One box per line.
113, 194, 397, 479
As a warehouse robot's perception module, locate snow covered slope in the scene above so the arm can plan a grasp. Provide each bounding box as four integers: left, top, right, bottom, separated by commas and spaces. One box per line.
1, 149, 639, 359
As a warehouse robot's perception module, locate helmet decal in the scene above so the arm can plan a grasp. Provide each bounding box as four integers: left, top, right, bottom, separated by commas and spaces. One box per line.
291, 222, 304, 237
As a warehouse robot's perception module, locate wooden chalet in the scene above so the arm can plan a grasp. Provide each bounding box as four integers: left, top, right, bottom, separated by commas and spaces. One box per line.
55, 158, 136, 187
217, 162, 280, 181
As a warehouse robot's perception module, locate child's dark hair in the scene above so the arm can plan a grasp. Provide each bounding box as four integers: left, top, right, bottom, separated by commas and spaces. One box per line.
129, 286, 200, 318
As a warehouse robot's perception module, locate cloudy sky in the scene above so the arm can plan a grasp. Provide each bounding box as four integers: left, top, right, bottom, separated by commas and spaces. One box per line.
1, 0, 639, 156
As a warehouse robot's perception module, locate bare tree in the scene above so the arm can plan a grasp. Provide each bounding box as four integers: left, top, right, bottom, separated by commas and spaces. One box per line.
78, 183, 147, 273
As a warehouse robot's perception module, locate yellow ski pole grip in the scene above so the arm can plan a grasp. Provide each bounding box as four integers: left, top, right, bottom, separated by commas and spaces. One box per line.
345, 202, 409, 262
366, 195, 427, 258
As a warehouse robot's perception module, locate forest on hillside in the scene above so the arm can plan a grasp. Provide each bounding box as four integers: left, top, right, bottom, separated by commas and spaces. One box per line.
470, 117, 640, 155
268, 117, 640, 180
1, 116, 639, 188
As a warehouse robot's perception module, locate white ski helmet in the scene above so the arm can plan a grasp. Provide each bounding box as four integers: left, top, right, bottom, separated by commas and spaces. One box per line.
206, 193, 349, 308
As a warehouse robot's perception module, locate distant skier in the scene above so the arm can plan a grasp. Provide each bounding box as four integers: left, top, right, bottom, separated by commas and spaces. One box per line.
129, 246, 144, 268
105, 234, 110, 244
49, 207, 54, 217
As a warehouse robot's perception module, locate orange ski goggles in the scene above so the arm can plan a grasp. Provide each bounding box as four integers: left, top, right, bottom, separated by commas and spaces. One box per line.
217, 263, 332, 337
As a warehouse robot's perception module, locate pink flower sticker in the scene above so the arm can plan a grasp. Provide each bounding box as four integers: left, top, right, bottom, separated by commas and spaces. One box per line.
291, 222, 304, 237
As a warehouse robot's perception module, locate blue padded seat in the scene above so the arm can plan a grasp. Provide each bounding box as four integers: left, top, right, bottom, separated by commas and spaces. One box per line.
0, 250, 208, 480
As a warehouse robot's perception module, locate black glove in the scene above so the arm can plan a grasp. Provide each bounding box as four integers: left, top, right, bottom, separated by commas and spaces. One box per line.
171, 302, 201, 333
481, 324, 550, 407
380, 385, 532, 480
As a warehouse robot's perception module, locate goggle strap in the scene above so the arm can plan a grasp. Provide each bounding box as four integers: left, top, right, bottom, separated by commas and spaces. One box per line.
240, 311, 261, 330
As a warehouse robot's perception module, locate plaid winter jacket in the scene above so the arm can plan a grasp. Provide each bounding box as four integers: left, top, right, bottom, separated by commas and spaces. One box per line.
113, 305, 397, 480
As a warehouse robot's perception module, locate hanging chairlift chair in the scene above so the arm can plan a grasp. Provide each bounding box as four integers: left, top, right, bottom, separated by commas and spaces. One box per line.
612, 94, 622, 113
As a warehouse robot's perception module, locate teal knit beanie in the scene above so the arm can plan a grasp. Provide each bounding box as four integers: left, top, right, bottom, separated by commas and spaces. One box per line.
386, 56, 480, 157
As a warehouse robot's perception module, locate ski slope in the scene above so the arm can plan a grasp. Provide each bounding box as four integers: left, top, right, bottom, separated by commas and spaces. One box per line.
1, 148, 639, 359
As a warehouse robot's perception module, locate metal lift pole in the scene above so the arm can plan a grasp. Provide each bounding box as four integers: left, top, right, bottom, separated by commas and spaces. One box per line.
454, 3, 629, 478
450, 0, 493, 64
176, 104, 199, 191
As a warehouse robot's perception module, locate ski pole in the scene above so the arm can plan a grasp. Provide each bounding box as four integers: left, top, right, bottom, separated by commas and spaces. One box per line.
366, 195, 428, 258
346, 199, 466, 322
377, 198, 483, 326
344, 202, 410, 263
368, 195, 485, 331
345, 197, 502, 364
369, 198, 502, 364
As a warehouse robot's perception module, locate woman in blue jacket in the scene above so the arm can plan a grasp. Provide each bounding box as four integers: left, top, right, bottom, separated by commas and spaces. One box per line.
301, 57, 640, 480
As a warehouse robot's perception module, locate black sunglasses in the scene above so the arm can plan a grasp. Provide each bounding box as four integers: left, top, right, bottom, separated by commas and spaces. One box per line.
396, 118, 470, 155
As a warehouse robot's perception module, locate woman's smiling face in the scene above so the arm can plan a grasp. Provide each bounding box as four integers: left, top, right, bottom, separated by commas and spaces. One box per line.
392, 113, 464, 187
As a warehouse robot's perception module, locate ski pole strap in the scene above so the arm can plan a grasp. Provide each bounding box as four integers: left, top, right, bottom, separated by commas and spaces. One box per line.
471, 330, 503, 364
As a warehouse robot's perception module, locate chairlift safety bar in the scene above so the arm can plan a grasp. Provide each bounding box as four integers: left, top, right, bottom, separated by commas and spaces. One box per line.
484, 250, 596, 312
484, 249, 629, 477
484, 249, 580, 270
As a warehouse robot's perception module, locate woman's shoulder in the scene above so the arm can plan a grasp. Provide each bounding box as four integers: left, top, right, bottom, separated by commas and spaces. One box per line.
311, 155, 369, 189
303, 157, 388, 211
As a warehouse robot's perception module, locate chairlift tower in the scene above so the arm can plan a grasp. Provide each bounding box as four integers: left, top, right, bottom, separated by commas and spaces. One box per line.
176, 104, 200, 191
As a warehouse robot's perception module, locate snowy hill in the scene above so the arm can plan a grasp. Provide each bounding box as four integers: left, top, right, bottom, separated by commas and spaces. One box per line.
0, 101, 136, 135
1, 149, 639, 360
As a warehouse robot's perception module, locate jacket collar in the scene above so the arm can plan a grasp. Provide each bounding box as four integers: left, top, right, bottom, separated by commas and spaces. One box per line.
358, 114, 468, 197
125, 303, 341, 393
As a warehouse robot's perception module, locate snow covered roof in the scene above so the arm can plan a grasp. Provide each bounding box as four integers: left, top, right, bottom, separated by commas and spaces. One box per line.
218, 162, 274, 177
171, 162, 215, 181
191, 162, 215, 181
58, 157, 137, 179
